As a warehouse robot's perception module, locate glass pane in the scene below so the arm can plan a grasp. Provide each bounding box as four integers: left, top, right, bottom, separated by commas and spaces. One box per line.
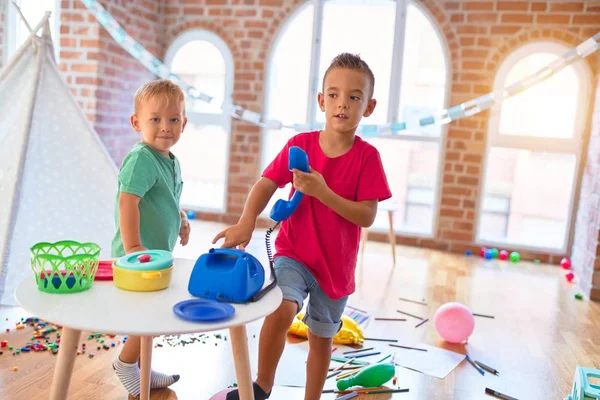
317, 0, 396, 125
266, 3, 313, 124
498, 53, 580, 139
14, 0, 59, 54
170, 40, 226, 114
367, 139, 439, 235
172, 123, 228, 210
397, 3, 447, 137
478, 147, 576, 249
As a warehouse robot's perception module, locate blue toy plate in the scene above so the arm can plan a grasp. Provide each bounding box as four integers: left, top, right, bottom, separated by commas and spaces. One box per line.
173, 299, 235, 323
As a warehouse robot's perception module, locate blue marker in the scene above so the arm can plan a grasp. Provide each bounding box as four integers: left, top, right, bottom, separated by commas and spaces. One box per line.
465, 354, 485, 376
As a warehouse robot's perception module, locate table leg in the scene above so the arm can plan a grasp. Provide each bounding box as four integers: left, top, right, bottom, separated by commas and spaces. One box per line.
140, 336, 153, 400
229, 325, 254, 400
49, 326, 81, 400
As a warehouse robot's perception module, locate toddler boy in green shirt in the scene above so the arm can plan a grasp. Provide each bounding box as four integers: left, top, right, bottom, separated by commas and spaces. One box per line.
111, 79, 191, 397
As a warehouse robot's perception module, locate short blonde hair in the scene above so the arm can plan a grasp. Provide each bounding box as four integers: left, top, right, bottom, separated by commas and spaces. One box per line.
133, 79, 186, 114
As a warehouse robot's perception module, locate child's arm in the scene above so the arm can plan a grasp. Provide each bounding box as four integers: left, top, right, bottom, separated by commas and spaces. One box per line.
293, 167, 377, 227
212, 177, 279, 249
119, 192, 147, 254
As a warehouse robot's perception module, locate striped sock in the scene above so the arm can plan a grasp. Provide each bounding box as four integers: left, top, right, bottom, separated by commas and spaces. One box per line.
112, 358, 180, 397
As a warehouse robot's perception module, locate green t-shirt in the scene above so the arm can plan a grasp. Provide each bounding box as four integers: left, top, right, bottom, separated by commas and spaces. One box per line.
111, 142, 183, 258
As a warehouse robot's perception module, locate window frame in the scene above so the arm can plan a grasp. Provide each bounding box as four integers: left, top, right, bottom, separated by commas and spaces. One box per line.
164, 29, 235, 212
6, 0, 61, 62
262, 0, 451, 238
475, 41, 592, 254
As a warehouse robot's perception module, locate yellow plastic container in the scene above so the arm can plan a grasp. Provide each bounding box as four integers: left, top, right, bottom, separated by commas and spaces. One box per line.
113, 250, 173, 292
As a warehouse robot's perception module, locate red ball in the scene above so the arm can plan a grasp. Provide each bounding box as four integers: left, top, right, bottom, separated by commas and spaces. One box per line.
480, 247, 487, 257
565, 271, 574, 282
560, 257, 571, 270
499, 250, 509, 260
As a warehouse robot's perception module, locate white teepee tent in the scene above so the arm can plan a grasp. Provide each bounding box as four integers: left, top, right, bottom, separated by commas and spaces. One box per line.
0, 14, 118, 305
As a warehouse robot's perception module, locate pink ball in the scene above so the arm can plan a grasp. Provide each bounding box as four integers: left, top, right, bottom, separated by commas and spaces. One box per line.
209, 388, 236, 400
565, 271, 575, 282
499, 250, 509, 260
434, 302, 475, 343
560, 257, 571, 270
479, 247, 487, 257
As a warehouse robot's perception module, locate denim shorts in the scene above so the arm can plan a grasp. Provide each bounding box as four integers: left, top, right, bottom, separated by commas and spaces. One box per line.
274, 256, 348, 338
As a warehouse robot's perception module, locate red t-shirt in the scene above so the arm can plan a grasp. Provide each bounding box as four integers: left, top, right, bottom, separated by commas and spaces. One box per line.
262, 131, 392, 299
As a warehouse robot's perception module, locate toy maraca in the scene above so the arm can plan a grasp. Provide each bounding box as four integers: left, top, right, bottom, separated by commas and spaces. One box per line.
336, 363, 395, 391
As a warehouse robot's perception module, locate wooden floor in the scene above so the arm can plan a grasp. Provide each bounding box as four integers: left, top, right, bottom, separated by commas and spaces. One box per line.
1, 220, 599, 400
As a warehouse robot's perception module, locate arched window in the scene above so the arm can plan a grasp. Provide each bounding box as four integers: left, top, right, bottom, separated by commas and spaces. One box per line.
477, 42, 591, 251
6, 0, 61, 61
165, 30, 234, 212
262, 0, 448, 235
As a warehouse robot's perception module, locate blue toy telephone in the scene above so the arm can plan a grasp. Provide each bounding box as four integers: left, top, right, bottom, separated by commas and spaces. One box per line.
269, 146, 310, 222
186, 146, 310, 306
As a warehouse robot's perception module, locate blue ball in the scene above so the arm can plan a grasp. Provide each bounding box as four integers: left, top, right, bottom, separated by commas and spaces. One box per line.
186, 210, 196, 220
465, 250, 472, 256
484, 249, 495, 260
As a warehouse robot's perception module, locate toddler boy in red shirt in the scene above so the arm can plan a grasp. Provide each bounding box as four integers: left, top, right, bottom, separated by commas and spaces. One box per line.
213, 53, 392, 400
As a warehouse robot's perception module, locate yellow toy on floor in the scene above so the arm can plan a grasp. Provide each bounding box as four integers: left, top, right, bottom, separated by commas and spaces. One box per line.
288, 312, 364, 345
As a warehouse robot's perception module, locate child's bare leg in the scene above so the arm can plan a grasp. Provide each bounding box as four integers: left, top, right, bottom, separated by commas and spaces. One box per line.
113, 335, 179, 397
119, 335, 141, 363
305, 330, 332, 400
256, 299, 298, 392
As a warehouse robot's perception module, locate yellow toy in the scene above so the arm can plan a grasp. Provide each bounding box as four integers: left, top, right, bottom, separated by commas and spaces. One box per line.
288, 313, 364, 345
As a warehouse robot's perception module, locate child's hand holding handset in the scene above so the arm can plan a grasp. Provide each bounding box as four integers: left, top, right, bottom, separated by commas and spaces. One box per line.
292, 167, 329, 201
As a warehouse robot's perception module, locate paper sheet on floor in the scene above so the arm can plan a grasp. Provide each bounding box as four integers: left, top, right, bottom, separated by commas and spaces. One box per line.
392, 344, 464, 379
273, 342, 366, 390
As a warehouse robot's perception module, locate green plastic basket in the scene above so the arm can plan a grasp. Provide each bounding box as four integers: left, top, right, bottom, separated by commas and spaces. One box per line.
30, 240, 101, 294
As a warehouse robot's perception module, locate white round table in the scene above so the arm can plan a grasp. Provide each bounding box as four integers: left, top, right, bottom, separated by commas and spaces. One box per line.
15, 257, 282, 400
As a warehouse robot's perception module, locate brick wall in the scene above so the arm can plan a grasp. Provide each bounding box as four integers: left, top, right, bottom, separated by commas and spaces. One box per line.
572, 50, 600, 301
59, 0, 164, 165
0, 0, 6, 70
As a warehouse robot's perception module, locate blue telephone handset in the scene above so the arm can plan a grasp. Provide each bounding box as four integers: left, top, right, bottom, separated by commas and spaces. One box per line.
269, 146, 309, 222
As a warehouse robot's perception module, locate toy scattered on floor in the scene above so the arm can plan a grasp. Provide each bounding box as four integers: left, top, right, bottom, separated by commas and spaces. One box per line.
533, 259, 541, 264
484, 249, 495, 260
499, 250, 509, 260
564, 366, 600, 400
561, 257, 572, 270
509, 251, 520, 263
465, 250, 472, 256
344, 308, 369, 325
336, 362, 395, 391
565, 271, 575, 282
186, 210, 196, 219
289, 313, 364, 345
434, 302, 475, 344
479, 247, 487, 257
155, 333, 228, 348
574, 293, 583, 300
